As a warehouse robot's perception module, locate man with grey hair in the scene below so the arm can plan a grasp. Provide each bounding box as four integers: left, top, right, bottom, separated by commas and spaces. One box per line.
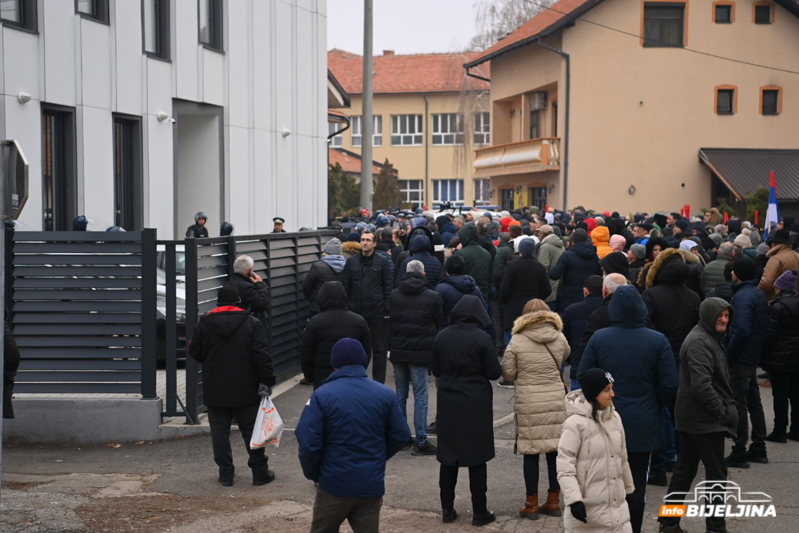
224, 254, 270, 329
452, 216, 465, 231
703, 241, 737, 296
389, 259, 443, 455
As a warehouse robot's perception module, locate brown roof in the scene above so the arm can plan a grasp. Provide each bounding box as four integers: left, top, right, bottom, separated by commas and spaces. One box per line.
466, 0, 601, 68
328, 49, 490, 95
699, 149, 799, 202
329, 147, 397, 176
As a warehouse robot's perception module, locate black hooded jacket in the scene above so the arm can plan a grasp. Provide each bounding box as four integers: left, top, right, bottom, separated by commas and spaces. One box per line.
396, 235, 444, 289
762, 292, 799, 373
641, 249, 701, 361
188, 307, 274, 407
388, 273, 443, 366
548, 241, 602, 310
299, 282, 372, 389
499, 255, 551, 330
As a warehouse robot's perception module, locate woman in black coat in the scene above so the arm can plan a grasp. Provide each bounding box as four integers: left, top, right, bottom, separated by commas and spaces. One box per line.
499, 238, 551, 340
432, 295, 502, 526
299, 281, 372, 389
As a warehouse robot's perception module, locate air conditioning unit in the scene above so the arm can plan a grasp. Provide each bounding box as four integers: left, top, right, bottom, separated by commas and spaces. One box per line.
531, 92, 548, 111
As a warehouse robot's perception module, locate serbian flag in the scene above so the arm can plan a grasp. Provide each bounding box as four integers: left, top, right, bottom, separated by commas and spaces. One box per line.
764, 170, 780, 239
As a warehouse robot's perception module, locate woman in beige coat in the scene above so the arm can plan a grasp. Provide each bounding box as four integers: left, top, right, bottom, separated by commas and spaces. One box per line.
557, 368, 634, 533
501, 299, 570, 520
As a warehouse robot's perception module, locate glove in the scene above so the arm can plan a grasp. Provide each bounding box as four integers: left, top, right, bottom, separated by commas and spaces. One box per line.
258, 383, 272, 398
570, 501, 587, 523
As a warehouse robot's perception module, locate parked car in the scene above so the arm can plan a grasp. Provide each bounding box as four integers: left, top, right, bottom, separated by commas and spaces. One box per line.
156, 267, 186, 367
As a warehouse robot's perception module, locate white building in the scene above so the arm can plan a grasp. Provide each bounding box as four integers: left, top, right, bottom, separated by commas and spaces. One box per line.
0, 0, 329, 237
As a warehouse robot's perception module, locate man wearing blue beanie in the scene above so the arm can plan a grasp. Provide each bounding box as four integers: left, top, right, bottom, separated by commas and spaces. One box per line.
296, 338, 411, 532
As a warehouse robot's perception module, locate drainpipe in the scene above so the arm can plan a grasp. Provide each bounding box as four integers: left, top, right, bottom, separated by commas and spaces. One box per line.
536, 38, 570, 212
423, 93, 429, 210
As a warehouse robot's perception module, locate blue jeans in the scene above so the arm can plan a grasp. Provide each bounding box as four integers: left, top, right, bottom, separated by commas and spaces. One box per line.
570, 379, 581, 391
393, 363, 429, 444
651, 407, 677, 476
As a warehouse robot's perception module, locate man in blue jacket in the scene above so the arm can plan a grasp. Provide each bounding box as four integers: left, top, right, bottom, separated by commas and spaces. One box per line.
548, 229, 602, 310
395, 234, 443, 289
296, 338, 411, 533
560, 275, 603, 390
725, 257, 769, 468
579, 285, 678, 533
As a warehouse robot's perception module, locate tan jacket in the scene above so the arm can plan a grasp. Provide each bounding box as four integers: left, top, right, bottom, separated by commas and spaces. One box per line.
501, 311, 569, 455
557, 390, 635, 533
760, 244, 799, 303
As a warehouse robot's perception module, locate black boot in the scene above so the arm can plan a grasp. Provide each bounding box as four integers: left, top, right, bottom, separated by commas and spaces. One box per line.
471, 511, 496, 526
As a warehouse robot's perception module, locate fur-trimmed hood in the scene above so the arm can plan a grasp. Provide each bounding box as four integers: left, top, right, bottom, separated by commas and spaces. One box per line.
644, 247, 694, 289
511, 310, 563, 343
341, 241, 362, 257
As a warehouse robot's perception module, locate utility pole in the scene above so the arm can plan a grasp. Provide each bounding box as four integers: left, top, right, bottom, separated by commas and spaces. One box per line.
0, 141, 6, 503
360, 0, 374, 213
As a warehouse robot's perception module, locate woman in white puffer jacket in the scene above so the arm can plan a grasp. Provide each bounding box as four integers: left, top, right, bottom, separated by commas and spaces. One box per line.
557, 368, 635, 533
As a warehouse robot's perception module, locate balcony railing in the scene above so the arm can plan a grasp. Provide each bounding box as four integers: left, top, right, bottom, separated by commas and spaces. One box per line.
473, 137, 560, 178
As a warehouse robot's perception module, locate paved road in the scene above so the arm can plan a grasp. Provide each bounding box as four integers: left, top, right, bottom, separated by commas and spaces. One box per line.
2, 368, 797, 532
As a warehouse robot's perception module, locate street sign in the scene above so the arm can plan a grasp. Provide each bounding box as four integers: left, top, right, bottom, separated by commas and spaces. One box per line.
2, 140, 29, 220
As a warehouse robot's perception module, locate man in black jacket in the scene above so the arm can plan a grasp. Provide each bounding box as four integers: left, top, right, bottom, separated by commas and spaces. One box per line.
186, 211, 209, 238
302, 238, 345, 317
561, 275, 603, 390
499, 238, 550, 343
224, 255, 270, 329
342, 231, 393, 384
389, 260, 443, 456
188, 285, 275, 487
300, 281, 372, 389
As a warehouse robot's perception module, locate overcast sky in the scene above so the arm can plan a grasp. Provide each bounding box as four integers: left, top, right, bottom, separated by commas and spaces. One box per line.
327, 0, 479, 55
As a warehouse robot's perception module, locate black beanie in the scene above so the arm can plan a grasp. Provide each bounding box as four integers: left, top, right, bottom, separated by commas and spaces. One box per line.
580, 368, 614, 403
217, 284, 241, 305
446, 254, 466, 275
733, 257, 758, 282
601, 252, 630, 277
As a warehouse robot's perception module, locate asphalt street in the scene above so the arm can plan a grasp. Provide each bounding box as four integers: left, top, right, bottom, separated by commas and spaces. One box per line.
1, 366, 798, 533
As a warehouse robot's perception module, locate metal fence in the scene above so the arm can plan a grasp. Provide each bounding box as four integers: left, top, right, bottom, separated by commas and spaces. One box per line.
6, 228, 337, 425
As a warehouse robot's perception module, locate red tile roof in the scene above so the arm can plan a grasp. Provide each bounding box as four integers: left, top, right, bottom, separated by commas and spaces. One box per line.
329, 147, 395, 176
328, 49, 490, 95
466, 0, 601, 68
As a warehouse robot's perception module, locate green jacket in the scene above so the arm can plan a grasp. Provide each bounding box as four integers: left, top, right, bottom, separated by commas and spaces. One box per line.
537, 234, 564, 303
702, 254, 733, 296
456, 224, 492, 300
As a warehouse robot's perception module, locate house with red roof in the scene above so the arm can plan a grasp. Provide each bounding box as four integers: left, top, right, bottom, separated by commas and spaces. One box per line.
465, 0, 799, 215
328, 49, 491, 209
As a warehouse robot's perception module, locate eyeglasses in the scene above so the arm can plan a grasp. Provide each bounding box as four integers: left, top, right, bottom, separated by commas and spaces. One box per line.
361, 239, 374, 243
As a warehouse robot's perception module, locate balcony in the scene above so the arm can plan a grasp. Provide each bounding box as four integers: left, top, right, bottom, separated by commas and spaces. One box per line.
473, 138, 560, 178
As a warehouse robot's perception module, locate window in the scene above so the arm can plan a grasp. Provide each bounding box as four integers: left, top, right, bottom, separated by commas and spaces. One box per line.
530, 110, 541, 140
715, 86, 737, 115
761, 87, 782, 115
432, 114, 464, 145
41, 106, 78, 231
351, 115, 382, 147
400, 180, 424, 208
474, 179, 492, 205
713, 2, 734, 23
500, 189, 515, 211
143, 0, 170, 60
552, 101, 559, 137
328, 123, 343, 147
199, 0, 223, 51
473, 112, 490, 145
529, 187, 547, 211
1, 0, 37, 32
113, 116, 143, 230
433, 180, 464, 204
76, 0, 109, 24
643, 3, 685, 47
391, 115, 423, 146
753, 3, 774, 24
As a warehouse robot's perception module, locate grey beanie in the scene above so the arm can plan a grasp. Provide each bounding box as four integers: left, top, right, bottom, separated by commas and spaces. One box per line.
630, 243, 646, 260
756, 243, 770, 256
324, 238, 343, 256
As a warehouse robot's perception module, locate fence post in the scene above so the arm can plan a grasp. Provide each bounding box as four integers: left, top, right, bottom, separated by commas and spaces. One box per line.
165, 243, 178, 414
184, 238, 199, 424
141, 228, 158, 399
4, 228, 12, 316
226, 235, 236, 277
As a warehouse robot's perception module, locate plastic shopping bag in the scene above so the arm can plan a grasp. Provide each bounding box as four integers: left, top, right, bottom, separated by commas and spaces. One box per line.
250, 396, 284, 449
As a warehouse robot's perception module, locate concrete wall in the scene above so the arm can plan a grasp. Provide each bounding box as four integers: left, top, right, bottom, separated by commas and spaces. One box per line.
483, 0, 799, 214
0, 0, 328, 236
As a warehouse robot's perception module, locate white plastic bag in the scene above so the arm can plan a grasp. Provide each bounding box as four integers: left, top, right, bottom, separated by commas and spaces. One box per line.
249, 396, 284, 449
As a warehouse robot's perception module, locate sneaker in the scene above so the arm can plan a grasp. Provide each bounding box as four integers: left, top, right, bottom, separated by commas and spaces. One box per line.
765, 431, 787, 443
472, 511, 496, 527
253, 469, 276, 486
299, 377, 312, 386
725, 454, 750, 469
442, 508, 458, 523
648, 473, 668, 486
427, 421, 437, 435
218, 476, 234, 486
497, 378, 515, 389
411, 440, 437, 456
746, 449, 768, 464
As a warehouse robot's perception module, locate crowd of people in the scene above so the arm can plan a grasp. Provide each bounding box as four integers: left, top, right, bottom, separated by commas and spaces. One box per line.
188, 204, 799, 533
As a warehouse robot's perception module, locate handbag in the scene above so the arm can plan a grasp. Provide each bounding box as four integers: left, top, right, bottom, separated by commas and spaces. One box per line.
543, 343, 569, 394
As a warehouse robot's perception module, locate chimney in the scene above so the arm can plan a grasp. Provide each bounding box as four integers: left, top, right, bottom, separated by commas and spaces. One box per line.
383, 50, 395, 56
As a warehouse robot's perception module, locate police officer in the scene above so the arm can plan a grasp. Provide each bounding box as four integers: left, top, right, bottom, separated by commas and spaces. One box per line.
272, 217, 286, 233
187, 212, 209, 238
73, 216, 89, 231
220, 221, 234, 237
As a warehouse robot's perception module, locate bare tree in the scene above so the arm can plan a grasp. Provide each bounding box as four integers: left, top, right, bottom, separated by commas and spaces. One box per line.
469, 0, 555, 51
